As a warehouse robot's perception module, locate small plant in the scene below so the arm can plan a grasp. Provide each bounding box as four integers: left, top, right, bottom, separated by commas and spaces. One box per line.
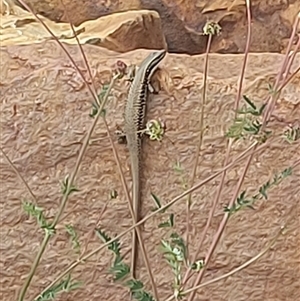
145, 119, 166, 141
95, 229, 155, 301
161, 231, 206, 299
35, 275, 81, 301
22, 201, 54, 235
224, 167, 293, 215
283, 125, 300, 143
161, 233, 187, 299
4, 2, 298, 301
65, 224, 81, 254
226, 95, 271, 142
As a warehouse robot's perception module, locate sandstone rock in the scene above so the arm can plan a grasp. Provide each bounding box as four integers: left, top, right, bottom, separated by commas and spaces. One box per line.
1, 5, 167, 52
63, 9, 167, 53
11, 0, 300, 54
1, 42, 299, 301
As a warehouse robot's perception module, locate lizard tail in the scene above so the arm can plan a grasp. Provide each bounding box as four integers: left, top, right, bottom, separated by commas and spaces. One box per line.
130, 159, 141, 280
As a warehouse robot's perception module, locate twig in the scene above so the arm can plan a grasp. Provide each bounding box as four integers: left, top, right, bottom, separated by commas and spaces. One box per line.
60, 2, 159, 298
275, 12, 300, 84
185, 33, 212, 261
102, 118, 160, 301
18, 1, 160, 298
18, 75, 118, 301
182, 0, 252, 287
187, 2, 299, 298
33, 140, 267, 300
186, 5, 299, 299
164, 220, 289, 301
0, 147, 37, 203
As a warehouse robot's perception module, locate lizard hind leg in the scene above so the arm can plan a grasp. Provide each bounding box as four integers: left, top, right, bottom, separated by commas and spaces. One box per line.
115, 124, 127, 144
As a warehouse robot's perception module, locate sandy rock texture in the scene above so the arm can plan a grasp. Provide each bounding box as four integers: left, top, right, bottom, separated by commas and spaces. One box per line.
8, 0, 300, 54
0, 5, 167, 52
0, 43, 300, 301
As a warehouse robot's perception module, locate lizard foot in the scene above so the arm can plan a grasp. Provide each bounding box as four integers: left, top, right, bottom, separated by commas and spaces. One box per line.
115, 125, 127, 144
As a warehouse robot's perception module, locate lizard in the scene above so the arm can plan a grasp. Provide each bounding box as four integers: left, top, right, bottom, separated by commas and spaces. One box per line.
124, 49, 167, 280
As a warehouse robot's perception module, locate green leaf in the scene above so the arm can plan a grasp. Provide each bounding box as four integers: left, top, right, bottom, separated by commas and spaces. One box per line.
282, 167, 292, 177
267, 83, 274, 93
169, 214, 174, 227
65, 224, 81, 253
191, 259, 205, 271
68, 185, 80, 195
158, 214, 174, 228
126, 279, 144, 291
158, 220, 171, 228
259, 183, 269, 200
110, 261, 130, 281
258, 103, 267, 115
60, 175, 79, 196
35, 275, 81, 301
98, 84, 109, 101
22, 201, 52, 229
89, 102, 99, 118
243, 95, 256, 109
151, 192, 161, 209
109, 189, 118, 199
95, 228, 121, 256
95, 228, 111, 243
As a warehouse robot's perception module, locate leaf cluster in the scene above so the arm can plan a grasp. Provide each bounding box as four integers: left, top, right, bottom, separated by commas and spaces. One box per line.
22, 201, 54, 235
226, 95, 271, 142
95, 229, 155, 301
35, 274, 81, 301
60, 175, 79, 197
89, 85, 110, 118
224, 167, 292, 215
283, 126, 300, 143
65, 224, 81, 254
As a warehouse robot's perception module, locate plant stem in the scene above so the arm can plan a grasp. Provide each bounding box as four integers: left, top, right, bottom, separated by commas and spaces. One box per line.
18, 233, 51, 301
187, 149, 256, 301
103, 117, 160, 301
0, 147, 37, 203
33, 141, 266, 300
185, 33, 212, 260
18, 76, 118, 301
164, 222, 287, 301
182, 0, 252, 286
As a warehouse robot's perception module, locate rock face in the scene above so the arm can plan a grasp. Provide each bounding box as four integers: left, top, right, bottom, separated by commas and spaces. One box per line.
1, 42, 299, 301
9, 0, 300, 54
1, 5, 167, 52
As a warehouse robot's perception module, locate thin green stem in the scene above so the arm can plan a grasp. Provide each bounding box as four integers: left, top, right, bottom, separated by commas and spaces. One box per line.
33, 141, 267, 300
183, 1, 252, 286
165, 222, 287, 301
18, 76, 118, 301
102, 117, 160, 301
18, 233, 51, 301
186, 6, 298, 298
